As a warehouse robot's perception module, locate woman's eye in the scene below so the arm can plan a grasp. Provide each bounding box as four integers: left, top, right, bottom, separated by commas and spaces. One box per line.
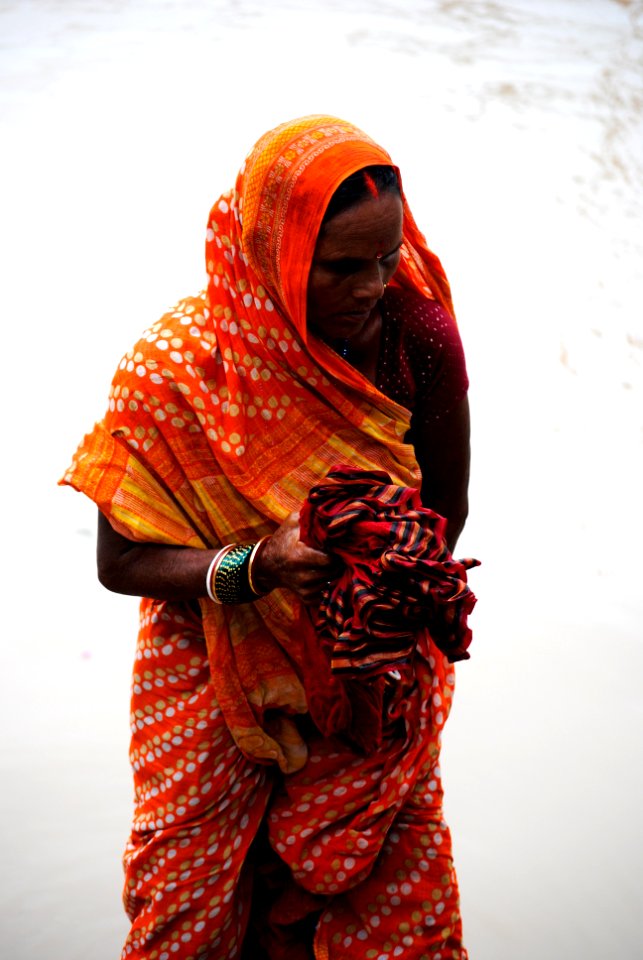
327, 259, 360, 275
322, 247, 400, 277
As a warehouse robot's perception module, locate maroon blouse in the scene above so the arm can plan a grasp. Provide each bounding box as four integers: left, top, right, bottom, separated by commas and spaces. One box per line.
377, 285, 469, 424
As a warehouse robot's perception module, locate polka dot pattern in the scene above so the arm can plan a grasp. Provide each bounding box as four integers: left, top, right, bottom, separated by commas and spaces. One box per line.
118, 603, 466, 958
263, 642, 466, 958
120, 600, 273, 960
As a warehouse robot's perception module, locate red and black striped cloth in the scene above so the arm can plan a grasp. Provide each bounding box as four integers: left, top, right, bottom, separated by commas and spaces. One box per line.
300, 466, 479, 676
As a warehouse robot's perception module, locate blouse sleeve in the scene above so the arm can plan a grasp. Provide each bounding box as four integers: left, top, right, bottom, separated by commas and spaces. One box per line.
378, 288, 469, 423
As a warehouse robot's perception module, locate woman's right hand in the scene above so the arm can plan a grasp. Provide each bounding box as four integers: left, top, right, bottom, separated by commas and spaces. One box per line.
253, 511, 338, 605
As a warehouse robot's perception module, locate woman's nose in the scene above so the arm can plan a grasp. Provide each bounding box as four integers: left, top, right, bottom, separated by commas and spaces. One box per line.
353, 263, 386, 299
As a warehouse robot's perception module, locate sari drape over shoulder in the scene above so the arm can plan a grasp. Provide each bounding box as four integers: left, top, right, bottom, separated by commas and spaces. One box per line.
61, 115, 470, 959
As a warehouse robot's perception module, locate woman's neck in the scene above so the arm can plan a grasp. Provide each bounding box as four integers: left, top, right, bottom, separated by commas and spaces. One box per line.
330, 306, 383, 384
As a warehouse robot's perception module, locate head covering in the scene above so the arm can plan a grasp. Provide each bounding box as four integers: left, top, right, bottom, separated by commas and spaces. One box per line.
61, 115, 457, 771
232, 114, 452, 339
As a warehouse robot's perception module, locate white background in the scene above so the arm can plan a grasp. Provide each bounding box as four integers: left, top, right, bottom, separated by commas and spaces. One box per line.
1, 1, 641, 957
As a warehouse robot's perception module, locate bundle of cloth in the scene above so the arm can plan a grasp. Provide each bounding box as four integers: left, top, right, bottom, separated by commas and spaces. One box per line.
301, 464, 479, 676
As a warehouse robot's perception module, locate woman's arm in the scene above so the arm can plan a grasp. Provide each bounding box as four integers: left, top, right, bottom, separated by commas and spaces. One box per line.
414, 394, 471, 553
97, 511, 213, 600
96, 509, 334, 604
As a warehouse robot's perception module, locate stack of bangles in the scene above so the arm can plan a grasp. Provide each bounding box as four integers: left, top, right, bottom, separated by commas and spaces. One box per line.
205, 536, 270, 604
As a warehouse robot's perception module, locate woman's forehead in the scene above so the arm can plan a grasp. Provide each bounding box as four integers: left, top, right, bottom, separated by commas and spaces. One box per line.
315, 193, 404, 257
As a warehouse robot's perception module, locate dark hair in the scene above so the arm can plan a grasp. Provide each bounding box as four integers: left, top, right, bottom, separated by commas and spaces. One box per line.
322, 164, 400, 224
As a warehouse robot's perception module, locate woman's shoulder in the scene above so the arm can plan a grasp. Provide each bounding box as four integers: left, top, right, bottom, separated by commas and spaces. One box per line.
113, 292, 212, 380
379, 285, 468, 416
383, 285, 456, 340
135, 292, 211, 355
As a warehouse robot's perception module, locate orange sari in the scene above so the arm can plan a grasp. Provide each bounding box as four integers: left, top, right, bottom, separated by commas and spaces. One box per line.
61, 115, 468, 959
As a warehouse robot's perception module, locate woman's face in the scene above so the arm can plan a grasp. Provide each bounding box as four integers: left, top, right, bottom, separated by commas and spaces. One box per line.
307, 191, 404, 343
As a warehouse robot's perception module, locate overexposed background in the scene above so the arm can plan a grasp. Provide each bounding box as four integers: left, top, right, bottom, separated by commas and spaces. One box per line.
1, 1, 641, 957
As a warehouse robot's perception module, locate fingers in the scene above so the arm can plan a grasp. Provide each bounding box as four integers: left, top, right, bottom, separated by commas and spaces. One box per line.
297, 571, 334, 606
253, 508, 341, 604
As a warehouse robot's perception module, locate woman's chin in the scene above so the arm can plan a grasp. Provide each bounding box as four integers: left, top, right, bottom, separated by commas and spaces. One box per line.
313, 311, 373, 342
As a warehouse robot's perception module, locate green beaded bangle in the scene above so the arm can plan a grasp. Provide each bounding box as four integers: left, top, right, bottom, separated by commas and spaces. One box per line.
211, 542, 256, 604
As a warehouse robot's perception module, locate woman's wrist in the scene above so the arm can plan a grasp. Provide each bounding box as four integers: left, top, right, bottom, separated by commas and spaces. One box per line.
247, 535, 278, 595
247, 536, 271, 596
205, 536, 274, 604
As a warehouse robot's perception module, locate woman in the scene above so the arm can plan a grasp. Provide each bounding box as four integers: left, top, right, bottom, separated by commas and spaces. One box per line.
62, 115, 473, 959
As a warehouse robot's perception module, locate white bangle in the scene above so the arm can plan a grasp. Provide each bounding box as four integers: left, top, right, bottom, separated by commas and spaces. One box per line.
206, 546, 230, 603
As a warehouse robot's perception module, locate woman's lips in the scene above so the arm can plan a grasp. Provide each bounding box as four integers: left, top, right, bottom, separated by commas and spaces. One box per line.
342, 304, 377, 320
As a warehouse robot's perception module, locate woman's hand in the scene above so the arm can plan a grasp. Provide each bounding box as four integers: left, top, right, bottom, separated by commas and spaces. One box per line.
253, 511, 337, 605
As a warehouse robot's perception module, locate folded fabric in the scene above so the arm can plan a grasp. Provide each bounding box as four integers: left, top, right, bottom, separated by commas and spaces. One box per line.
300, 466, 479, 675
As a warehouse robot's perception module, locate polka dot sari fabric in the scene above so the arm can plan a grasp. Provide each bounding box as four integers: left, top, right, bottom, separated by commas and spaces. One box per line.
120, 600, 274, 959
268, 640, 467, 960
121, 600, 466, 959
